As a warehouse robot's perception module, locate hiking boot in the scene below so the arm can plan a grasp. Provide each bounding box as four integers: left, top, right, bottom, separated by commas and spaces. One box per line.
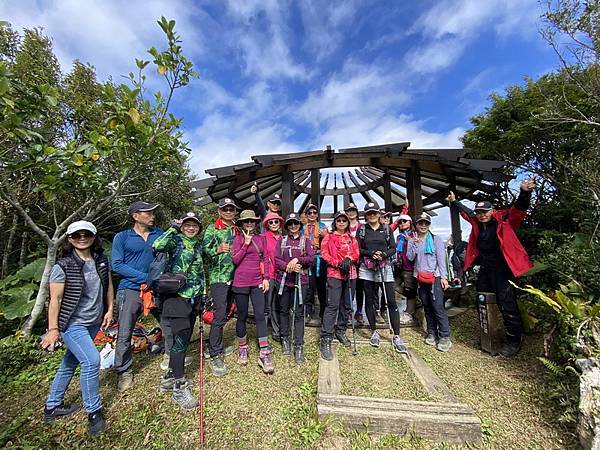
88, 409, 105, 436
159, 371, 189, 393
393, 335, 409, 354
258, 347, 275, 374
370, 331, 381, 348
354, 312, 364, 326
43, 403, 80, 424
237, 345, 249, 366
335, 332, 351, 348
282, 338, 291, 355
294, 345, 305, 364
436, 337, 452, 352
320, 338, 334, 361
210, 355, 228, 377
307, 312, 321, 327
160, 354, 193, 370
424, 333, 437, 346
172, 379, 199, 410
500, 340, 521, 358
117, 370, 133, 392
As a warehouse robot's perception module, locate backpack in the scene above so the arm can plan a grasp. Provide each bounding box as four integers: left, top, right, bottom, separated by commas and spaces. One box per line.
357, 224, 392, 246
280, 235, 307, 257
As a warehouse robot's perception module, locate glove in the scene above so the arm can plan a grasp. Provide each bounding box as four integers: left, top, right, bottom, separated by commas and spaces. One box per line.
170, 219, 182, 231
339, 257, 351, 274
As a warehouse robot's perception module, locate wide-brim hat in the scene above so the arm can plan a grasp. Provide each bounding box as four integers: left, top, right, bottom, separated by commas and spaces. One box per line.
364, 201, 380, 214
128, 200, 159, 216
180, 211, 202, 226
238, 209, 261, 222
284, 212, 302, 228
262, 212, 284, 228
473, 200, 493, 212
67, 220, 97, 236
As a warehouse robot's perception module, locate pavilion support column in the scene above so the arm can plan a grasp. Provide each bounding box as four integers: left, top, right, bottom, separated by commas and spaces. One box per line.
406, 160, 423, 217
282, 166, 294, 217
311, 169, 321, 211
449, 178, 462, 244
383, 168, 392, 212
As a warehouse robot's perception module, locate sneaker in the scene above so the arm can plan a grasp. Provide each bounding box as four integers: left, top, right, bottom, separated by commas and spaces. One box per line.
320, 338, 334, 361
117, 370, 133, 392
159, 371, 185, 393
436, 337, 452, 352
43, 403, 80, 424
210, 355, 228, 377
499, 341, 521, 358
172, 379, 199, 410
399, 312, 415, 325
237, 345, 249, 366
160, 354, 170, 371
335, 332, 352, 348
393, 335, 409, 354
258, 347, 275, 374
375, 312, 386, 325
370, 331, 380, 348
282, 338, 291, 355
354, 312, 364, 326
88, 409, 105, 436
294, 345, 305, 364
424, 334, 437, 346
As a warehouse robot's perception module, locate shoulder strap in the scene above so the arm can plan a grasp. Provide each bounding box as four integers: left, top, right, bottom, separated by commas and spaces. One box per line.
280, 235, 288, 256
250, 236, 263, 259
300, 235, 306, 255
358, 224, 365, 240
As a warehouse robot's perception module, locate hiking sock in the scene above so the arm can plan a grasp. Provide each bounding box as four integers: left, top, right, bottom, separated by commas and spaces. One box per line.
237, 335, 248, 347
258, 337, 269, 350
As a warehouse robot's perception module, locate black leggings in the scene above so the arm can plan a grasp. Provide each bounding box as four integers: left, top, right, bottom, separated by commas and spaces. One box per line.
278, 284, 306, 346
168, 316, 193, 379
355, 278, 365, 313
363, 280, 400, 335
235, 286, 268, 341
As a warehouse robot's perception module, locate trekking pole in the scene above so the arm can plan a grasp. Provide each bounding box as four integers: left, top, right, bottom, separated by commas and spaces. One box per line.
290, 274, 297, 351
198, 315, 205, 449
278, 270, 287, 296
379, 267, 393, 336
349, 283, 357, 356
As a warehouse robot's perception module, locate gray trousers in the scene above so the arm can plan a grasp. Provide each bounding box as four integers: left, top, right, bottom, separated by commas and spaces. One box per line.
114, 288, 174, 373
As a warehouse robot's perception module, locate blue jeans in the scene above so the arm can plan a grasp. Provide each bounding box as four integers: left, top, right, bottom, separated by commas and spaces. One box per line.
46, 322, 102, 414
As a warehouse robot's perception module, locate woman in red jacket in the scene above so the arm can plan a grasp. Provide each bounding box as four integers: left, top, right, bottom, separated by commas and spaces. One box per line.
319, 211, 360, 361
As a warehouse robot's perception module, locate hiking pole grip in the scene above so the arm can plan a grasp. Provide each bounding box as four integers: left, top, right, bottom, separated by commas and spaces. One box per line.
278, 271, 287, 296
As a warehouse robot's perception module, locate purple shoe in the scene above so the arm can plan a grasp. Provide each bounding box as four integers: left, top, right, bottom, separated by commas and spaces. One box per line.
370, 331, 380, 348
258, 347, 274, 374
237, 345, 249, 366
393, 335, 409, 354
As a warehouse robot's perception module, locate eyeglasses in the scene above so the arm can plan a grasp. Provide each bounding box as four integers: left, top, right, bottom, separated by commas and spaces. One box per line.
69, 232, 94, 240
306, 211, 317, 215
268, 220, 281, 225
221, 207, 236, 213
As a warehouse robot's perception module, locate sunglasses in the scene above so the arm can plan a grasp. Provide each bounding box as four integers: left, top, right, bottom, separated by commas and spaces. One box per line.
306, 211, 318, 215
399, 219, 410, 223
335, 218, 348, 223
268, 220, 281, 225
241, 219, 256, 225
69, 232, 94, 239
221, 207, 236, 213
287, 221, 301, 227
416, 221, 430, 226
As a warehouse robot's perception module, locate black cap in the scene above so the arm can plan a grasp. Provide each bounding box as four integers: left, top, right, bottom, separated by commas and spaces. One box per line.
128, 201, 159, 216
180, 211, 201, 225
364, 201, 380, 214
474, 201, 493, 212
268, 194, 282, 203
333, 211, 349, 221
344, 202, 358, 212
218, 198, 238, 209
284, 212, 301, 228
304, 203, 319, 213
415, 212, 432, 224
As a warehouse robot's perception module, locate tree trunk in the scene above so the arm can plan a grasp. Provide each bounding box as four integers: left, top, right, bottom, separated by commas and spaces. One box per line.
1, 214, 18, 277
18, 231, 27, 268
21, 242, 58, 336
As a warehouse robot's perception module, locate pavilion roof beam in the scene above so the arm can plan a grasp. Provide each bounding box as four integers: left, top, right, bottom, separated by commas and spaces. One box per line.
348, 170, 375, 203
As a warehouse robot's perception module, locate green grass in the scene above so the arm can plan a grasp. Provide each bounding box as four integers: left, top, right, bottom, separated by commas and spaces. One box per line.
0, 310, 578, 449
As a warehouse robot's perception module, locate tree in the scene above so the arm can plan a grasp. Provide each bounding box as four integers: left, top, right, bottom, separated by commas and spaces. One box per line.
0, 17, 198, 334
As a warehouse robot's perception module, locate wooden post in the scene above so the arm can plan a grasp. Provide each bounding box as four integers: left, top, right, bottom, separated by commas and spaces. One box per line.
406, 160, 423, 216
383, 168, 392, 212
449, 178, 462, 245
281, 166, 294, 217
311, 169, 320, 210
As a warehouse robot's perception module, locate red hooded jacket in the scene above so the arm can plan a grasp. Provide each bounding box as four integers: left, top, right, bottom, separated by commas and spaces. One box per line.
321, 231, 360, 280
460, 203, 533, 277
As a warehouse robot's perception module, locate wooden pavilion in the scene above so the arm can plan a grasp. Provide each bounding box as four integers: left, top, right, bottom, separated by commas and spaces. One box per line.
190, 142, 511, 243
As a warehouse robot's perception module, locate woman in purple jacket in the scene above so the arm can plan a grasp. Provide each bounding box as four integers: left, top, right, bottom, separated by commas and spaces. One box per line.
232, 210, 274, 374
274, 213, 315, 364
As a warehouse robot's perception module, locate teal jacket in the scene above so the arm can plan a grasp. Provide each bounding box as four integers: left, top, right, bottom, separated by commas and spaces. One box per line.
152, 227, 206, 300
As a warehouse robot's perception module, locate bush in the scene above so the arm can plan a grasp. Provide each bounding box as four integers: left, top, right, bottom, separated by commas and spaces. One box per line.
0, 334, 46, 384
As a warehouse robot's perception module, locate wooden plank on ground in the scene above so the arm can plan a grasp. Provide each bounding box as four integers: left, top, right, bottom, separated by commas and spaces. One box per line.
317, 350, 341, 395
401, 349, 457, 403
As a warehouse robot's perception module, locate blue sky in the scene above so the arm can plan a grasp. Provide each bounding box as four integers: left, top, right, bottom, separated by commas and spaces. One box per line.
2, 0, 557, 236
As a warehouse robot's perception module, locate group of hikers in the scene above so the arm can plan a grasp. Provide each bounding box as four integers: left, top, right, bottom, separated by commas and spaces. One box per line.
38, 177, 536, 435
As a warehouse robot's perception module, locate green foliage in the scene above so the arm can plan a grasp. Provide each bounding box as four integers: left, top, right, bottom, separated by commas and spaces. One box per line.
0, 334, 48, 384
0, 258, 45, 319
538, 357, 580, 426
